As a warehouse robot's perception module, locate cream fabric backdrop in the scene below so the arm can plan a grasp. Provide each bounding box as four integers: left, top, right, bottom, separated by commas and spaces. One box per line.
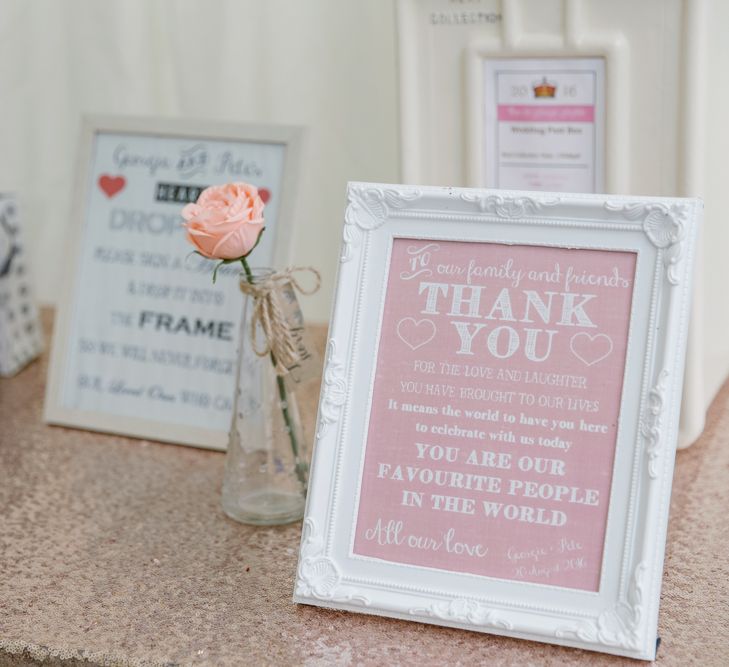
0, 0, 400, 322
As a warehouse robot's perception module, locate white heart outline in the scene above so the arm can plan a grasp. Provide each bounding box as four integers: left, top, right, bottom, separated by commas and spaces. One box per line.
570, 332, 614, 366
396, 317, 436, 351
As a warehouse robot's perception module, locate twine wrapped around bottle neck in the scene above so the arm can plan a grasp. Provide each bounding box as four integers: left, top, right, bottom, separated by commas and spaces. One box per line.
239, 266, 321, 376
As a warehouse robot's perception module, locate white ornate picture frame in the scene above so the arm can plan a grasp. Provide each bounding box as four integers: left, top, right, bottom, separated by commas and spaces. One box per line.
295, 183, 700, 660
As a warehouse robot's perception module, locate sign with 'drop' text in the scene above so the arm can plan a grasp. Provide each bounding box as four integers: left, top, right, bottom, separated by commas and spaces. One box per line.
45, 117, 303, 449
295, 183, 700, 661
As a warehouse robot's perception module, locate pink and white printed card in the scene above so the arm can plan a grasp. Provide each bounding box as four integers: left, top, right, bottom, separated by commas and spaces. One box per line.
295, 183, 701, 661
353, 239, 635, 592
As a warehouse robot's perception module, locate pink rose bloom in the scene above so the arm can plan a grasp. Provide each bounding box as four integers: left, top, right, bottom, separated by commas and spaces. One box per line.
182, 183, 265, 260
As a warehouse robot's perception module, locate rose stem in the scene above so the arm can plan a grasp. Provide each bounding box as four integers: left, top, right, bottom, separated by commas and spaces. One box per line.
241, 257, 307, 490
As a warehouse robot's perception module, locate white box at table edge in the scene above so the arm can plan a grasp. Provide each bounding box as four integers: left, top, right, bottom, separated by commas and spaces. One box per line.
0, 194, 43, 376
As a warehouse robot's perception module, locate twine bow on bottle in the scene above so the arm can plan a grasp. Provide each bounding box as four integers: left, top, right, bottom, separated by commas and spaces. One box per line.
239, 267, 321, 376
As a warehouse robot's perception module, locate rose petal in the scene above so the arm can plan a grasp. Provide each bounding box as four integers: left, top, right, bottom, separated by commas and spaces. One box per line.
210, 221, 264, 259
181, 203, 201, 220
183, 182, 267, 260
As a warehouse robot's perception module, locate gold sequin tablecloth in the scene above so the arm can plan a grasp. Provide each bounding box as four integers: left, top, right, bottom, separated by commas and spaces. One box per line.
0, 312, 728, 666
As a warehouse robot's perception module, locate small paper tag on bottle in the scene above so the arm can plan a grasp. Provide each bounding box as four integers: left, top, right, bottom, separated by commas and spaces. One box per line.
278, 280, 320, 386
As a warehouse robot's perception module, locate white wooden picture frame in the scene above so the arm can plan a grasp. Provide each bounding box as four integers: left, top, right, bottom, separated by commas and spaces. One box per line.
295, 183, 700, 660
45, 115, 304, 449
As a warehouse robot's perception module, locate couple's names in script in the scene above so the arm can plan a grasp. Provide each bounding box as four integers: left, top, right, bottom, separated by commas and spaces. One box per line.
112, 142, 263, 179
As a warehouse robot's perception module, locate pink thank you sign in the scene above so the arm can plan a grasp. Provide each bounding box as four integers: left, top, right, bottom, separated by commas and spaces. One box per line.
353, 238, 637, 592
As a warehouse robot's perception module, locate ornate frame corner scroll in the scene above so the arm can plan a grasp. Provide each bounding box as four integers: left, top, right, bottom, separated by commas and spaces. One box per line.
605, 201, 688, 285
342, 185, 422, 262
296, 518, 370, 606
296, 183, 701, 661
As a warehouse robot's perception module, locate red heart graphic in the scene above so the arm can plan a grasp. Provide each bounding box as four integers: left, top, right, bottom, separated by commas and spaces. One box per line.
259, 187, 271, 204
98, 174, 126, 198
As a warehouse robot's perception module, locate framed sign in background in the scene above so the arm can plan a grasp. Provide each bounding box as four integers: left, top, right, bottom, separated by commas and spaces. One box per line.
295, 183, 700, 660
480, 57, 605, 192
44, 116, 303, 449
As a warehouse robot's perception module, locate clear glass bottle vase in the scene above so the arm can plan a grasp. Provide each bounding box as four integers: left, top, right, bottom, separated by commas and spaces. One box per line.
221, 268, 308, 525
